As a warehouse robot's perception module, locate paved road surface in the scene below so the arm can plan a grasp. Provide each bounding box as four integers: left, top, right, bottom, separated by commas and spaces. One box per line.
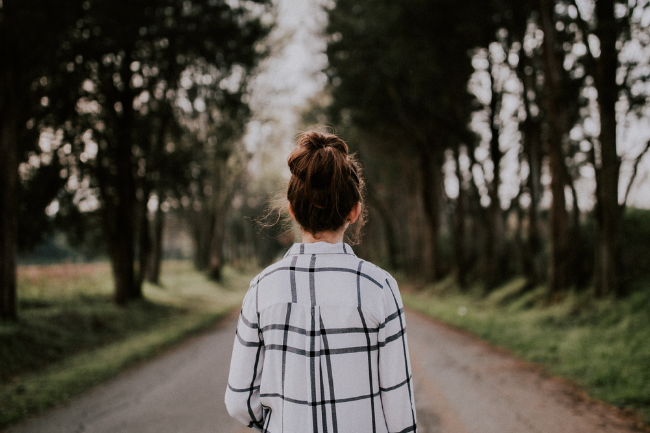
4, 312, 249, 433
406, 311, 638, 433
5, 310, 640, 433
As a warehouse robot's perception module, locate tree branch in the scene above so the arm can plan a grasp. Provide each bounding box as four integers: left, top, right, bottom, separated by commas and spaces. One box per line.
569, 0, 598, 74
622, 139, 650, 208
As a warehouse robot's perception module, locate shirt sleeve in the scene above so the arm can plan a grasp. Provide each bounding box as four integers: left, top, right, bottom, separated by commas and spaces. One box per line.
378, 275, 417, 432
225, 277, 266, 431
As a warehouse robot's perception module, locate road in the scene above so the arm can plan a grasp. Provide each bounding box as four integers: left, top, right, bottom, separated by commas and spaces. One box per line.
4, 310, 640, 433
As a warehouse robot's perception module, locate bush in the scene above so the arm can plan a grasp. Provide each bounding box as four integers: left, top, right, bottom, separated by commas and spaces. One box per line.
619, 208, 650, 289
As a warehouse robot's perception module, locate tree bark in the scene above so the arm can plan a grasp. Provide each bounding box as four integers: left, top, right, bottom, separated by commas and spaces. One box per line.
417, 143, 444, 281
208, 211, 225, 281
518, 54, 545, 288
101, 51, 140, 305
485, 68, 506, 289
522, 116, 545, 287
0, 54, 18, 321
366, 184, 401, 270
593, 0, 621, 297
143, 105, 171, 285
103, 146, 139, 305
541, 0, 573, 297
403, 159, 426, 278
146, 197, 164, 284
547, 140, 571, 296
138, 187, 152, 286
193, 209, 213, 271
452, 143, 470, 289
465, 139, 493, 285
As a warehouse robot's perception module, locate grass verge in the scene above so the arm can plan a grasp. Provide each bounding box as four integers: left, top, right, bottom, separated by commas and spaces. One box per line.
401, 277, 650, 427
0, 261, 253, 430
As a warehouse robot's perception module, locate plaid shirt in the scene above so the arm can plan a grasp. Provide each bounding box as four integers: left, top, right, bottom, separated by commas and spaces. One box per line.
225, 242, 417, 433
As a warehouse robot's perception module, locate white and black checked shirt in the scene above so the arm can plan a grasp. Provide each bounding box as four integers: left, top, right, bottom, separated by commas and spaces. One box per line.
225, 242, 417, 433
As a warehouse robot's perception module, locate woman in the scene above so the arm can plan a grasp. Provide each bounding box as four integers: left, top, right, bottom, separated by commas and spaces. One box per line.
225, 131, 417, 433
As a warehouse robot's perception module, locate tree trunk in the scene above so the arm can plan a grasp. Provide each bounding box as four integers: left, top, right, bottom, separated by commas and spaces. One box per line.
547, 140, 571, 296
523, 118, 545, 287
103, 157, 138, 305
417, 143, 443, 281
0, 58, 18, 321
541, 0, 573, 297
208, 211, 225, 281
523, 107, 544, 286
404, 160, 425, 278
452, 143, 470, 289
513, 198, 527, 279
486, 69, 505, 289
594, 0, 621, 297
518, 51, 545, 289
193, 209, 213, 271
137, 187, 151, 286
102, 55, 140, 305
144, 105, 170, 285
366, 184, 400, 270
465, 138, 493, 285
146, 197, 165, 284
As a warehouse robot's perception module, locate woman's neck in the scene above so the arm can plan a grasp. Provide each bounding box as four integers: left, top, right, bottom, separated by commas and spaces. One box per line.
301, 228, 345, 244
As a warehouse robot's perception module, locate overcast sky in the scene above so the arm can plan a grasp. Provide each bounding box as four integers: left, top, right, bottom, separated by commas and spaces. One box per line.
243, 0, 329, 185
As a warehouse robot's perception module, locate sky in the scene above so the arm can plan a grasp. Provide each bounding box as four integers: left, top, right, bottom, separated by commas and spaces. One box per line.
244, 0, 330, 186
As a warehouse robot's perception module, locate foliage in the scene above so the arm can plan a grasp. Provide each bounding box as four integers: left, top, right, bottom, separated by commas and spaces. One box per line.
9, 0, 272, 304
0, 261, 252, 429
402, 278, 650, 424
619, 208, 650, 289
322, 0, 650, 298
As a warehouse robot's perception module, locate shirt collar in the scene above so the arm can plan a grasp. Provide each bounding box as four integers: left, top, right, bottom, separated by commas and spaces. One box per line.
284, 241, 356, 257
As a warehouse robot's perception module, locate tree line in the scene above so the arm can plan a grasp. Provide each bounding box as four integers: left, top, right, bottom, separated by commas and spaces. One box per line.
0, 0, 273, 320
322, 0, 650, 298
3, 0, 650, 321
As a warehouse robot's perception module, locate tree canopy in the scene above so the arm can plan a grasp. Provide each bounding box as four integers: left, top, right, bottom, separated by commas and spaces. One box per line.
1, 0, 271, 318
323, 0, 650, 297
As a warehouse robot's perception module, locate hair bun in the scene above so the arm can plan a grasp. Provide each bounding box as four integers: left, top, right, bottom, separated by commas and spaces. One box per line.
300, 131, 349, 156
289, 132, 351, 188
286, 131, 366, 243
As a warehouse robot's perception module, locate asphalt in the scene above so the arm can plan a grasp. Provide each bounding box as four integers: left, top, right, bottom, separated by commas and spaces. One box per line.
4, 309, 640, 433
4, 314, 248, 433
407, 310, 639, 433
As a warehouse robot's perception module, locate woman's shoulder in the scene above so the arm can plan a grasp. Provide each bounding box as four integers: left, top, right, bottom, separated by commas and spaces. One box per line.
250, 248, 397, 292
251, 256, 293, 284
353, 257, 394, 280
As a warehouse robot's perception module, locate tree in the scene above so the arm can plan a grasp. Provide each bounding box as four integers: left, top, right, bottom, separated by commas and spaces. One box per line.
0, 0, 82, 320
592, 0, 621, 296
322, 0, 650, 299
517, 42, 546, 287
188, 127, 250, 280
326, 0, 496, 282
561, 0, 650, 295
539, 0, 588, 295
42, 0, 270, 303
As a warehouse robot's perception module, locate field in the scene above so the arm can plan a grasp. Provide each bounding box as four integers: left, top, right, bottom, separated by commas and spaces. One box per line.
0, 261, 252, 429
401, 277, 650, 427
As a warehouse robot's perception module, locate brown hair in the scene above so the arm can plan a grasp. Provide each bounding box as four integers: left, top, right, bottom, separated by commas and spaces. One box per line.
287, 131, 366, 243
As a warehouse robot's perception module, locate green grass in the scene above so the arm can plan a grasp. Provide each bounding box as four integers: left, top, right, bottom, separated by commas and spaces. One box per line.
0, 261, 253, 429
402, 277, 650, 425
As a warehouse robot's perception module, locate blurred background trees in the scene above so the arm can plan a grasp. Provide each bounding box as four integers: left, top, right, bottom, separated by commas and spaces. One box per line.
1, 0, 274, 318
325, 0, 650, 299
2, 0, 650, 320
1, 0, 85, 320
